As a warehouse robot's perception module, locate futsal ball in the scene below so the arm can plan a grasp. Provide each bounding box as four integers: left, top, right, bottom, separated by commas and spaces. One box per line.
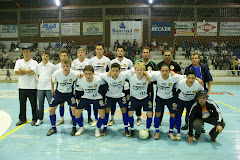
139, 129, 149, 140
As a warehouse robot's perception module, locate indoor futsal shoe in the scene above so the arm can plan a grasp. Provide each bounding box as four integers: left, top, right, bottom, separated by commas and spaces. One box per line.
16, 120, 27, 126
46, 128, 57, 136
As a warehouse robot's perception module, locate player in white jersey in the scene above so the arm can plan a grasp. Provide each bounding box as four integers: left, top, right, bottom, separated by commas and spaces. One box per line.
74, 66, 106, 137
108, 45, 133, 126
88, 43, 111, 127
46, 58, 79, 136
71, 48, 93, 124
55, 49, 73, 126
128, 62, 152, 138
35, 51, 56, 126
174, 70, 204, 140
148, 63, 185, 140
98, 63, 135, 137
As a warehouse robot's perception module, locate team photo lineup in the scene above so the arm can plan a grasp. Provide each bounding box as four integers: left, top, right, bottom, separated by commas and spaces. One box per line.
14, 43, 225, 144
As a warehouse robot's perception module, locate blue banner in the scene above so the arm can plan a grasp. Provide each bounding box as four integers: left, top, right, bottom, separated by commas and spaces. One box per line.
151, 22, 171, 35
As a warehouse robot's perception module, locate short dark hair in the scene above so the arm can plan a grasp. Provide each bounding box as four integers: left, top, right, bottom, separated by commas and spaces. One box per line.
158, 63, 170, 71
186, 70, 196, 77
111, 63, 120, 70
142, 47, 150, 52
60, 49, 68, 55
96, 43, 104, 49
116, 45, 124, 51
42, 51, 50, 57
83, 65, 94, 73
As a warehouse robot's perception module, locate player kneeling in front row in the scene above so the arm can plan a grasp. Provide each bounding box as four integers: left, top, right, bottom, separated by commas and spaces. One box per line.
128, 62, 152, 138
47, 58, 79, 136
187, 90, 226, 144
74, 65, 106, 137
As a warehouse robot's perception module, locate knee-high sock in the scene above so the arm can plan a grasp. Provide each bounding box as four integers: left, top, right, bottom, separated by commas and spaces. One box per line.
176, 115, 182, 134
169, 117, 176, 133
103, 113, 109, 130
93, 106, 98, 120
59, 105, 64, 117
122, 113, 128, 131
76, 117, 83, 127
69, 107, 73, 118
97, 117, 104, 128
87, 105, 91, 119
154, 117, 160, 132
72, 116, 77, 127
147, 117, 152, 129
128, 116, 134, 129
50, 114, 56, 129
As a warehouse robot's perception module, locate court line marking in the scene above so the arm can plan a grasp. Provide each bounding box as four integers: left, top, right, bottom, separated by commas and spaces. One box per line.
215, 101, 240, 112
0, 109, 49, 141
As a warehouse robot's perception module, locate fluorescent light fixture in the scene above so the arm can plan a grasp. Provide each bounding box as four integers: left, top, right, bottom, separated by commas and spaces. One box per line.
149, 0, 153, 4
56, 0, 60, 6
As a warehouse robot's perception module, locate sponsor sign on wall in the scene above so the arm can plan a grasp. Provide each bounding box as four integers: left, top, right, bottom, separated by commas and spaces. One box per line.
110, 21, 142, 47
220, 22, 240, 36
0, 25, 18, 38
40, 23, 59, 37
174, 21, 194, 36
20, 24, 39, 37
151, 21, 171, 35
83, 22, 103, 35
61, 23, 80, 36
197, 22, 217, 36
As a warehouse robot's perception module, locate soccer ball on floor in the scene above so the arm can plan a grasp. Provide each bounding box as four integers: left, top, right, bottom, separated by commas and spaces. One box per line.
139, 129, 149, 140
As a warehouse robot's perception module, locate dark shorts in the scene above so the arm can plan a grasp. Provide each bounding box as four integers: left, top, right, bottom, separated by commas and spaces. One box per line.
75, 90, 84, 100
77, 98, 105, 110
155, 96, 177, 114
129, 96, 153, 112
123, 89, 130, 102
176, 98, 196, 115
106, 96, 127, 109
50, 90, 77, 107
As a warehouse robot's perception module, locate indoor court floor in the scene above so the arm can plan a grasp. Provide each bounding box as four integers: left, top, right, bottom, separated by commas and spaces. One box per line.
0, 82, 239, 160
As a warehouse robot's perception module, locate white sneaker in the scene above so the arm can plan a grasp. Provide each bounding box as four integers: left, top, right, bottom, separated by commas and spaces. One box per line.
168, 133, 177, 141
56, 119, 64, 126
35, 119, 43, 126
107, 120, 114, 126
75, 127, 84, 136
95, 128, 101, 137
176, 134, 181, 141
91, 119, 98, 127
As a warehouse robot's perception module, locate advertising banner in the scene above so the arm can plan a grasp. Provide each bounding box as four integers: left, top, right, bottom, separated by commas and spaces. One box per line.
0, 24, 18, 38
62, 23, 80, 36
174, 21, 194, 36
151, 21, 171, 35
220, 22, 240, 36
83, 22, 103, 35
197, 22, 217, 36
40, 23, 59, 37
20, 24, 39, 37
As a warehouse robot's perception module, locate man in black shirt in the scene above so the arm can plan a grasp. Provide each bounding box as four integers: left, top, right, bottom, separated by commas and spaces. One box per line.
187, 90, 226, 144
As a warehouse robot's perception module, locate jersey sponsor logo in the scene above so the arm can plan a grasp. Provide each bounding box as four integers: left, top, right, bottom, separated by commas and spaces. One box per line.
69, 79, 73, 82
192, 90, 196, 94
170, 65, 174, 70
102, 62, 105, 66
118, 81, 122, 83
148, 101, 153, 108
94, 84, 98, 88
71, 97, 76, 103
126, 94, 130, 101
148, 66, 152, 71
143, 82, 146, 86
158, 85, 170, 90
123, 64, 127, 67
133, 85, 145, 90
168, 83, 172, 86
122, 97, 127, 104
85, 89, 96, 93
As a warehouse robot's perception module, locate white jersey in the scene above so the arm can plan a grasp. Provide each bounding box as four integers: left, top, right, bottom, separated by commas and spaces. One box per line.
55, 62, 62, 70
175, 79, 204, 101
99, 70, 134, 98
149, 71, 185, 99
111, 57, 133, 90
14, 59, 38, 89
77, 75, 105, 100
52, 69, 79, 93
129, 74, 149, 100
71, 58, 90, 91
36, 61, 56, 90
88, 56, 111, 74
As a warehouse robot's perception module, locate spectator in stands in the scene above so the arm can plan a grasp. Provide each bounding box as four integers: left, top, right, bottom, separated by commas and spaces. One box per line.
212, 56, 218, 70
132, 39, 137, 48
104, 48, 114, 60
172, 47, 177, 60
232, 57, 238, 75
133, 42, 140, 56
152, 39, 158, 51
0, 42, 5, 52
5, 69, 11, 81
202, 57, 208, 67
7, 59, 14, 69
227, 49, 233, 57
122, 40, 127, 47
32, 41, 38, 52
46, 41, 53, 51
181, 41, 186, 51
179, 62, 185, 74
127, 40, 131, 47
1, 57, 7, 69
212, 41, 218, 50
9, 42, 15, 52
222, 49, 228, 57
55, 40, 61, 51
223, 56, 231, 70
62, 41, 68, 49
0, 53, 2, 60
195, 48, 201, 55
2, 52, 8, 59
163, 41, 168, 50
209, 47, 216, 60
114, 40, 120, 51
217, 56, 223, 70
16, 41, 21, 50
185, 47, 191, 60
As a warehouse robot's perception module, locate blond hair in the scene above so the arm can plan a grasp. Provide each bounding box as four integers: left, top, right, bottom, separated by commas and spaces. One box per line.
61, 57, 72, 65
134, 62, 146, 70
77, 48, 86, 53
